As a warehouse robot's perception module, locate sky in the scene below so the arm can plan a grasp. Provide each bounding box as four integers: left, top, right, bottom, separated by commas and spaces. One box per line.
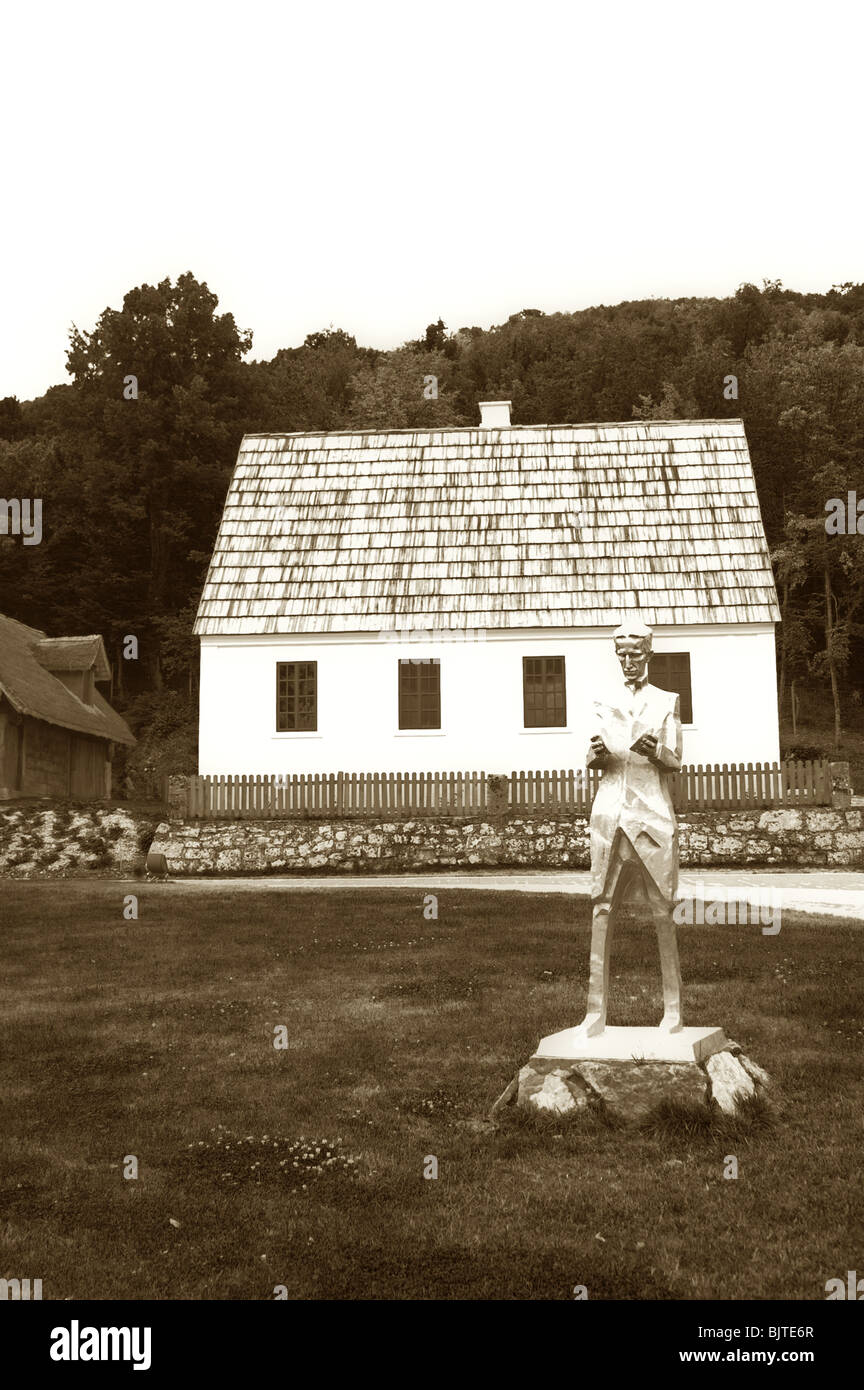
2, 0, 862, 401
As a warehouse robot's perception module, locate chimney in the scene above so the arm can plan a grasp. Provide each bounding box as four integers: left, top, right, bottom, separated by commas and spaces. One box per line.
478, 400, 512, 428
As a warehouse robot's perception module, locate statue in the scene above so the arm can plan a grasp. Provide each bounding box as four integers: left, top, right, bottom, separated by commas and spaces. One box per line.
576, 617, 683, 1036
490, 612, 757, 1117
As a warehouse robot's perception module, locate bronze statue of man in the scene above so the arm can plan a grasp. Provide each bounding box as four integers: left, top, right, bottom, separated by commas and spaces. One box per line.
577, 617, 683, 1036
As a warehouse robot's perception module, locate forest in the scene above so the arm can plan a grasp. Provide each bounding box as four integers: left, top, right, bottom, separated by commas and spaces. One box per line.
1, 274, 862, 794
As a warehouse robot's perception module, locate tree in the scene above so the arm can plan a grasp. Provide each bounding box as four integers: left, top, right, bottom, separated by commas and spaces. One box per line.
347, 348, 467, 429
251, 328, 371, 433
423, 319, 447, 352
632, 381, 698, 420
762, 339, 864, 747
0, 396, 23, 440
64, 273, 254, 688
712, 282, 773, 357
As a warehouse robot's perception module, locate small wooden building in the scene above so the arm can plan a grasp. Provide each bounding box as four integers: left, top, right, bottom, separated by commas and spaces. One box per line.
0, 614, 135, 800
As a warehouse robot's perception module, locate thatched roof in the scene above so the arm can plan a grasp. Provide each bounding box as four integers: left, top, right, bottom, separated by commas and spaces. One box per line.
35, 635, 111, 680
195, 417, 780, 636
0, 615, 135, 745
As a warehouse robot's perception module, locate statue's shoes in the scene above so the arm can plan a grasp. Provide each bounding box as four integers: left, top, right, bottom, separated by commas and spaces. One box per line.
658, 1014, 683, 1033
573, 1013, 606, 1038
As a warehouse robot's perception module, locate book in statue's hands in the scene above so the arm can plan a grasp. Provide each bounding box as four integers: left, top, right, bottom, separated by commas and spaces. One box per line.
629, 720, 660, 753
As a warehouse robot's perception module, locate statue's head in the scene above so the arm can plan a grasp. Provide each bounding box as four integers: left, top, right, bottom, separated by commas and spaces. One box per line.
613, 616, 653, 683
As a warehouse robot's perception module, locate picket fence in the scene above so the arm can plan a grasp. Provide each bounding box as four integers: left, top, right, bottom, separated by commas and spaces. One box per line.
180, 760, 833, 819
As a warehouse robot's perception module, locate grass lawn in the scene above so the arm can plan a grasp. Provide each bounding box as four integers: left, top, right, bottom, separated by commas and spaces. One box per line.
1, 882, 862, 1301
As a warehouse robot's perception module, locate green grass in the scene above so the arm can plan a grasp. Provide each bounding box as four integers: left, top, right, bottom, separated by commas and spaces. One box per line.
0, 883, 861, 1301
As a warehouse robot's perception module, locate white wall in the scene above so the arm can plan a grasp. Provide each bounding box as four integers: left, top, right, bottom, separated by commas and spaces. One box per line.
198, 624, 780, 776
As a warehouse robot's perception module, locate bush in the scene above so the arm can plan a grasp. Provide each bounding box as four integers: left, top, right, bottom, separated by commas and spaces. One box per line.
78, 834, 108, 855
118, 691, 197, 800
137, 822, 158, 853
782, 743, 830, 763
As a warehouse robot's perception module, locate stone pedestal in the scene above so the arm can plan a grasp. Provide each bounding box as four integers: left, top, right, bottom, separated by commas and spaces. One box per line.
534, 1024, 727, 1064
491, 1029, 770, 1126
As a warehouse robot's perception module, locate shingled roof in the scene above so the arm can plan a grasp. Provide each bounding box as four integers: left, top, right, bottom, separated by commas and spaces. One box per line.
0, 615, 135, 745
194, 417, 780, 636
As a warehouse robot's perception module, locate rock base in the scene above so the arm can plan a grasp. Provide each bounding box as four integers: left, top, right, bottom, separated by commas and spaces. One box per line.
491, 1039, 770, 1126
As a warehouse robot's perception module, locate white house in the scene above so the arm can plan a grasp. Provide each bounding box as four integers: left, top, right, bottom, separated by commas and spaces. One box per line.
195, 404, 781, 776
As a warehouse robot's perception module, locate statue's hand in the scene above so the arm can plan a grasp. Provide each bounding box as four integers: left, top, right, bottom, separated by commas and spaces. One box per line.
589, 735, 610, 766
631, 733, 658, 759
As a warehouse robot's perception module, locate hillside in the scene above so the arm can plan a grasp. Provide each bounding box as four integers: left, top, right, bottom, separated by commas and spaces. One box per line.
1, 276, 862, 792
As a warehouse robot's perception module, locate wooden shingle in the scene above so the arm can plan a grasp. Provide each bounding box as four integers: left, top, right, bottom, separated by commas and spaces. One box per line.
195, 419, 780, 635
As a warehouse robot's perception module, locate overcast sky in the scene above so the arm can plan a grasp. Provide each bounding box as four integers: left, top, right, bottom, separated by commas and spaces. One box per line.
3, 0, 862, 401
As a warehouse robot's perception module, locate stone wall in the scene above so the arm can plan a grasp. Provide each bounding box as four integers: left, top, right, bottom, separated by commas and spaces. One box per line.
149, 805, 864, 875
0, 804, 160, 877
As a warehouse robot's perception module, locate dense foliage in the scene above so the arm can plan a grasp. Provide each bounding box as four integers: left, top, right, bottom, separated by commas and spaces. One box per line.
1, 275, 862, 786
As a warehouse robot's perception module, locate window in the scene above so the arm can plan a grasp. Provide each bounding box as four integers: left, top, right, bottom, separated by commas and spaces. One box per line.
648, 652, 693, 724
399, 659, 440, 729
276, 661, 317, 731
523, 656, 567, 728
